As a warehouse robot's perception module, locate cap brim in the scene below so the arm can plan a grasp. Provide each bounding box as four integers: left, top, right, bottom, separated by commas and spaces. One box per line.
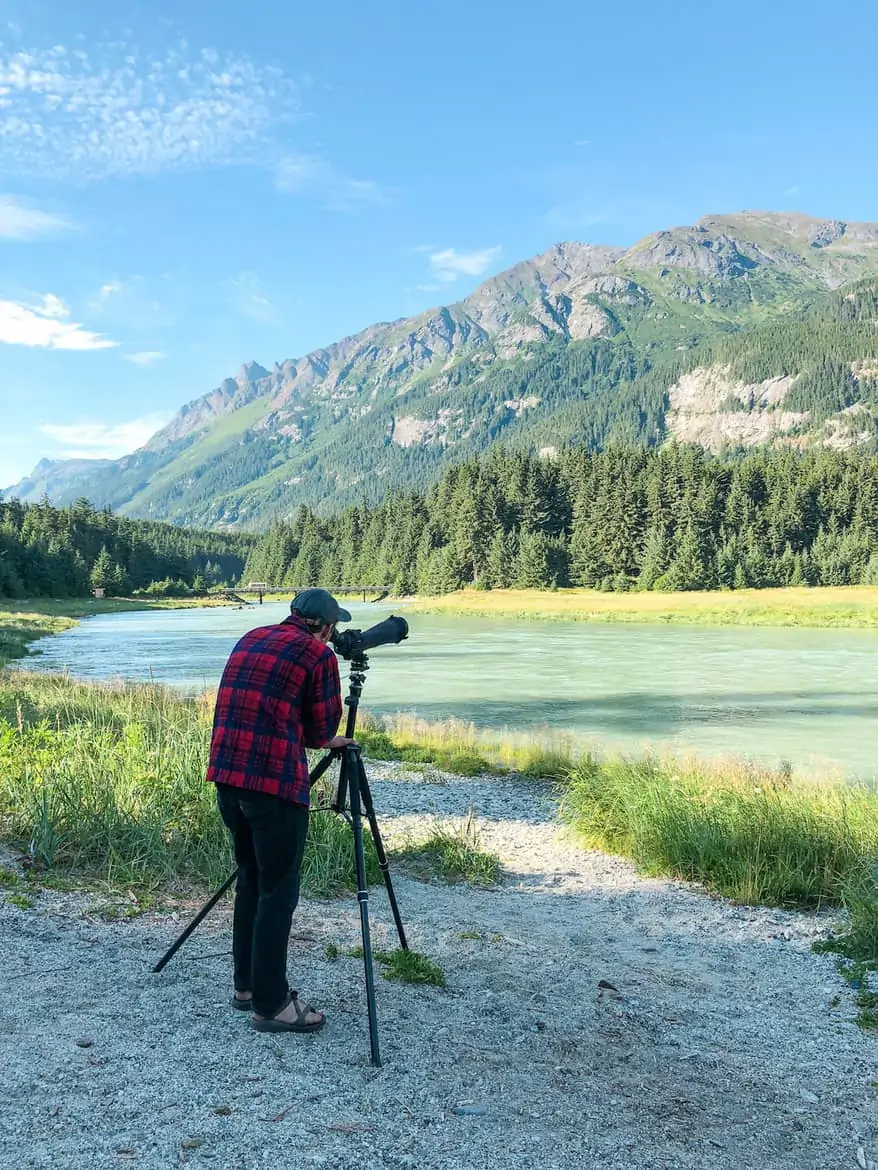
336, 606, 352, 623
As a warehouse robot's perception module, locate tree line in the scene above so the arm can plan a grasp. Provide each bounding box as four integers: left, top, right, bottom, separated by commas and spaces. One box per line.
8, 442, 878, 601
242, 444, 878, 594
0, 496, 253, 598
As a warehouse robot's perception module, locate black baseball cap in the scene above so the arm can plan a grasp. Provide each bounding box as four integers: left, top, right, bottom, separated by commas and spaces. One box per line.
290, 588, 351, 625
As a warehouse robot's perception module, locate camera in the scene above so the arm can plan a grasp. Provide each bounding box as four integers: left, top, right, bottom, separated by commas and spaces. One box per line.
331, 615, 409, 660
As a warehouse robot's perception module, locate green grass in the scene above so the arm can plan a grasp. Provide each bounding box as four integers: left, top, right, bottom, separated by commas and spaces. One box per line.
393, 810, 502, 887
356, 712, 572, 781
0, 670, 375, 899
821, 958, 878, 1029
336, 944, 446, 986
0, 609, 79, 665
561, 752, 878, 962
408, 586, 878, 628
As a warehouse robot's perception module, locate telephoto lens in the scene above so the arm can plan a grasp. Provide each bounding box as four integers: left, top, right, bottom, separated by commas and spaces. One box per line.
331, 615, 409, 659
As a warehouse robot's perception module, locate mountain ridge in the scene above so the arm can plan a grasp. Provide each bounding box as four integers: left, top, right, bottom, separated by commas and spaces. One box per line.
8, 211, 878, 528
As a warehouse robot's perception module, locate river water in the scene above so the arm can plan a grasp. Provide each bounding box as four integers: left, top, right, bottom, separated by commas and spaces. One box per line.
17, 601, 878, 781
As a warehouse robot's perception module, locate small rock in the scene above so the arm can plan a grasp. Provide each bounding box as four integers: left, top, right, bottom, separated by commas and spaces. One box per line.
799, 1089, 819, 1104
213, 1105, 232, 1116
451, 1105, 487, 1117
75, 1038, 93, 1048
181, 1138, 203, 1150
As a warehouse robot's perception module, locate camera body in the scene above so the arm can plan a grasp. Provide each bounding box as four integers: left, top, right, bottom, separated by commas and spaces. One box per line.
331, 615, 409, 661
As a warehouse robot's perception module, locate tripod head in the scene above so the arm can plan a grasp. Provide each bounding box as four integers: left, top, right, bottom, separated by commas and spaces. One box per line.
346, 650, 369, 711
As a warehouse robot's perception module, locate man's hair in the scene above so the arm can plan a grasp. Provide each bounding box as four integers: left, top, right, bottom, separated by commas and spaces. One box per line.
302, 616, 329, 633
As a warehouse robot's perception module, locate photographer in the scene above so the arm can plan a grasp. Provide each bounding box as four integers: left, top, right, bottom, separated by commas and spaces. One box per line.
206, 588, 356, 1034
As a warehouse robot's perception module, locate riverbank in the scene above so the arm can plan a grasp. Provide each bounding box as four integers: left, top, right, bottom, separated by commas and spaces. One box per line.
1, 762, 875, 1170
3, 599, 878, 970
408, 585, 878, 627
1, 668, 876, 966
0, 596, 236, 666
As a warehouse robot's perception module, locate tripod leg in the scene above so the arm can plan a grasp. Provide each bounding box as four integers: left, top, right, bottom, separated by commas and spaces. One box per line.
155, 754, 339, 973
355, 755, 409, 951
346, 746, 382, 1067
153, 868, 239, 973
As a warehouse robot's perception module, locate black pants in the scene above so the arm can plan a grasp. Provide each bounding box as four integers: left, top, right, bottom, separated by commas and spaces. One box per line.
215, 784, 310, 1017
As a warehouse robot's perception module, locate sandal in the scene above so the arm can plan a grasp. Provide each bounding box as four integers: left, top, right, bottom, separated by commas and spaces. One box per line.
252, 990, 326, 1033
230, 994, 253, 1011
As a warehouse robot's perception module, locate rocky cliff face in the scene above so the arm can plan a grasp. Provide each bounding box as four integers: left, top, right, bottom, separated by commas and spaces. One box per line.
9, 212, 878, 525
665, 368, 808, 450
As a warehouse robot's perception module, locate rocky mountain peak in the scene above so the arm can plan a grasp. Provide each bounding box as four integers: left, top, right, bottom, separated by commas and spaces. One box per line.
11, 209, 878, 523
237, 361, 270, 384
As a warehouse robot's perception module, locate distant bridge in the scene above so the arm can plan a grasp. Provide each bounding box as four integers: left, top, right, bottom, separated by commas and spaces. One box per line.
222, 583, 390, 605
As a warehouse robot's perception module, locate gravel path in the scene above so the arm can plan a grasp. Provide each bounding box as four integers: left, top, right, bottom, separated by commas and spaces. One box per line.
1, 763, 876, 1170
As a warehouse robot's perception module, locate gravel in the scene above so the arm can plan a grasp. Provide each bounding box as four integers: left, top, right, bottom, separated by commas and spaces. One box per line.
1, 761, 876, 1170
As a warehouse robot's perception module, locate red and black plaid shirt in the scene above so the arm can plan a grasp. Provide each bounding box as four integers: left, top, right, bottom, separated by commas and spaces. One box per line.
205, 614, 342, 806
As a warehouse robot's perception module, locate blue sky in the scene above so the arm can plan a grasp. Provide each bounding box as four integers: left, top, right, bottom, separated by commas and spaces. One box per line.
0, 0, 876, 484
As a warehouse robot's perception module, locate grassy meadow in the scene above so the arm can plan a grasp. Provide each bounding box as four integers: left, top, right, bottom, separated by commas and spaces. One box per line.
408, 585, 878, 627
0, 669, 379, 899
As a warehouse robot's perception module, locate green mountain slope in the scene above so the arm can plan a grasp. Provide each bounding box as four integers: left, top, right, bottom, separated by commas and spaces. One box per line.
8, 211, 878, 529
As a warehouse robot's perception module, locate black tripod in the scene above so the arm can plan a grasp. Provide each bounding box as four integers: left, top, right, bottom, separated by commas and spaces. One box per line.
153, 650, 408, 1067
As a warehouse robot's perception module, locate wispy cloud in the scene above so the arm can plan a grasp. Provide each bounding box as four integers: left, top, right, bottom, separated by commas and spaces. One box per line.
275, 153, 324, 192
94, 281, 124, 303
223, 271, 278, 325
276, 152, 395, 211
0, 194, 72, 239
0, 293, 117, 349
0, 41, 298, 180
124, 350, 166, 366
86, 274, 184, 334
39, 411, 172, 459
427, 246, 502, 283
784, 185, 801, 197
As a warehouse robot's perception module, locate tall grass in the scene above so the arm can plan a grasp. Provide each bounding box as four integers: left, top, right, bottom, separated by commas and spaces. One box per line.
394, 809, 502, 887
356, 711, 573, 780
3, 662, 878, 965
561, 753, 878, 959
0, 672, 372, 896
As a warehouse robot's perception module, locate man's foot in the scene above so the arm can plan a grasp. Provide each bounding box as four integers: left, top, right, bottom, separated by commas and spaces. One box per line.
230, 992, 253, 1011
252, 991, 326, 1033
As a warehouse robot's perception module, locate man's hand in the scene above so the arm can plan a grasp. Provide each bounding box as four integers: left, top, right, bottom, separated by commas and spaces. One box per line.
327, 735, 357, 751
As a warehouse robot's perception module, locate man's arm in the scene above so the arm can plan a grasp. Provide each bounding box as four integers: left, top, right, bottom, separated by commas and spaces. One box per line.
302, 649, 344, 749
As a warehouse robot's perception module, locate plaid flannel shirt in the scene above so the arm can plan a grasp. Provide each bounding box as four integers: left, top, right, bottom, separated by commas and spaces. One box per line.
205, 614, 342, 806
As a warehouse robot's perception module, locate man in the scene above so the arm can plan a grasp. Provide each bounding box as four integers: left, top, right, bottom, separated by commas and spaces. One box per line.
206, 588, 355, 1034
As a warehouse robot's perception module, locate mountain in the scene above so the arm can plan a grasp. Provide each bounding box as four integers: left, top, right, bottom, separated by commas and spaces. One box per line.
8, 211, 878, 528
